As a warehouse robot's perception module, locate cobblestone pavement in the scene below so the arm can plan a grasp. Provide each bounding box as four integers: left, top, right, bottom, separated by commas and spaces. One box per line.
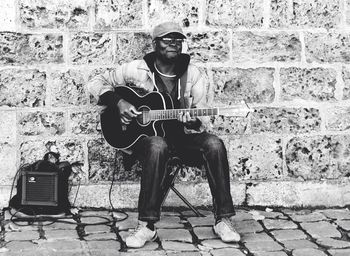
1, 207, 350, 255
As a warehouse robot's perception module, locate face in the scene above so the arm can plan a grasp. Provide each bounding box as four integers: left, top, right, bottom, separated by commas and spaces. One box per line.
154, 33, 184, 63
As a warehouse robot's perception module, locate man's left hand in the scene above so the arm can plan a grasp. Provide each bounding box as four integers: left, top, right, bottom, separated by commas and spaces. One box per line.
178, 111, 199, 128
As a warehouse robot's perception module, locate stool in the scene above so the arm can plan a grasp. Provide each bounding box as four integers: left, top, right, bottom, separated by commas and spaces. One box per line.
160, 148, 206, 217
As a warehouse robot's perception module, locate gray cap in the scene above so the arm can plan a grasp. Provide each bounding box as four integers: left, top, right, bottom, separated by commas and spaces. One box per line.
152, 22, 186, 40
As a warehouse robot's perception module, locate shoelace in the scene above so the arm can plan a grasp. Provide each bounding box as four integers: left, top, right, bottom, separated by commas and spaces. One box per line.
221, 218, 237, 232
130, 223, 145, 235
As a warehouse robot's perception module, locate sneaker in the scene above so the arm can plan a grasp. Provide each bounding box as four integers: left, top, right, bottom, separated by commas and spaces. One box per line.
125, 221, 157, 248
213, 217, 241, 243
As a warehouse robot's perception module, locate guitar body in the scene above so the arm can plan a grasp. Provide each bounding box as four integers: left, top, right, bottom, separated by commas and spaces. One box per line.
101, 86, 174, 150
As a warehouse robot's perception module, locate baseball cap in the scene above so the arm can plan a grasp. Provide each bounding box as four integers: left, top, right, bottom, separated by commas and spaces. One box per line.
152, 22, 186, 40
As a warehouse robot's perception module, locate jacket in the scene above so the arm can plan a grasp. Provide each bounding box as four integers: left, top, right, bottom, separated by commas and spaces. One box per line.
87, 52, 210, 133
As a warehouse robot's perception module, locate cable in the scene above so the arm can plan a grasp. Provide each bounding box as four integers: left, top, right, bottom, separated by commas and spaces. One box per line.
108, 150, 128, 222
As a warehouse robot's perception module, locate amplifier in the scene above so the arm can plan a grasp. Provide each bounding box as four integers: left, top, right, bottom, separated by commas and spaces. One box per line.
21, 171, 58, 206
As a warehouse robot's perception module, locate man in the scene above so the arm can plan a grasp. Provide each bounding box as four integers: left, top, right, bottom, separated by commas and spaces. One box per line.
87, 21, 240, 248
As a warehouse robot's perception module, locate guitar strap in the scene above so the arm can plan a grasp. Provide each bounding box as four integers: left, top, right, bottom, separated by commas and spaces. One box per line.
179, 69, 188, 109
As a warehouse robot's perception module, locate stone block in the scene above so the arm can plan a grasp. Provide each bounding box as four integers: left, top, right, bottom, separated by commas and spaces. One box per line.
247, 181, 350, 207
251, 107, 321, 134
212, 68, 275, 104
282, 239, 318, 250
206, 0, 263, 28
0, 186, 11, 208
244, 241, 283, 253
0, 69, 46, 107
44, 230, 80, 240
5, 230, 39, 241
84, 232, 116, 241
209, 116, 249, 136
300, 221, 341, 238
94, 0, 142, 29
305, 33, 350, 63
227, 135, 283, 180
0, 0, 16, 31
201, 239, 240, 249
148, 0, 199, 27
158, 228, 193, 242
50, 69, 88, 107
0, 32, 63, 65
19, 0, 89, 29
285, 135, 350, 179
18, 111, 65, 136
211, 248, 245, 256
253, 252, 288, 256
86, 240, 120, 250
232, 32, 301, 63
325, 106, 350, 131
0, 142, 17, 185
69, 32, 112, 65
70, 110, 100, 135
186, 31, 230, 63
115, 33, 153, 64
193, 226, 217, 240
290, 0, 341, 29
289, 212, 327, 222
347, 0, 350, 25
293, 248, 327, 256
247, 182, 300, 207
234, 219, 264, 233
20, 138, 84, 165
263, 219, 298, 230
270, 0, 289, 28
280, 67, 337, 102
317, 238, 350, 248
4, 241, 40, 251
342, 66, 350, 99
87, 138, 140, 182
318, 208, 350, 220
0, 111, 16, 141
39, 240, 83, 250
328, 248, 350, 256
72, 184, 139, 208
242, 233, 274, 243
155, 216, 183, 229
162, 241, 197, 251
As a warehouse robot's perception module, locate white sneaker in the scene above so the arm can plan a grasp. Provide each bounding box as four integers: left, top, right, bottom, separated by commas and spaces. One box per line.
125, 221, 157, 248
213, 217, 241, 243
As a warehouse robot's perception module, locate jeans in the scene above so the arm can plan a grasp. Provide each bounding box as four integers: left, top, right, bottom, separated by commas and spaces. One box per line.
132, 130, 236, 222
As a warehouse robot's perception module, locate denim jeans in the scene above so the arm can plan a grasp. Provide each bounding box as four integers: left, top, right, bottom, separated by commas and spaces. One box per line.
132, 130, 236, 222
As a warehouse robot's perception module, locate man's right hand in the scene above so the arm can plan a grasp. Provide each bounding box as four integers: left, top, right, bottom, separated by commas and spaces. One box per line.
117, 99, 141, 125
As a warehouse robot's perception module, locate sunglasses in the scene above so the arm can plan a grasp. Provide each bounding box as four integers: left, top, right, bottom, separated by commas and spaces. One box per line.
157, 37, 185, 45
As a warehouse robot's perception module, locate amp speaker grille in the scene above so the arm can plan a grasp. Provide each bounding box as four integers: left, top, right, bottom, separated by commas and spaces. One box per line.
21, 171, 58, 206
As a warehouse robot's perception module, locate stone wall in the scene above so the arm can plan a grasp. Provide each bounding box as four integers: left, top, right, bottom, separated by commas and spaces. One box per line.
1, 0, 350, 209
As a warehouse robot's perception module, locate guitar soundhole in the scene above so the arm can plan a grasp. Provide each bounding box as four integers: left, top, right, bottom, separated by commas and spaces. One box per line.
137, 106, 151, 126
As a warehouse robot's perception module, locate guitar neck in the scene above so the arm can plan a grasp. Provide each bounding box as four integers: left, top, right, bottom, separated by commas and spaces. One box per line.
149, 108, 219, 121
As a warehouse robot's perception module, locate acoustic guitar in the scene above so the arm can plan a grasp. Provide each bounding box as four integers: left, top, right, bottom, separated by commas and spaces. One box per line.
100, 86, 251, 150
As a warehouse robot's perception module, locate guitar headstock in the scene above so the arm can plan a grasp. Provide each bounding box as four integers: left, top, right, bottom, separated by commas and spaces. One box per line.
218, 101, 253, 117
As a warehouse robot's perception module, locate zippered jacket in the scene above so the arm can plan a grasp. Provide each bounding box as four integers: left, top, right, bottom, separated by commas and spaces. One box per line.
87, 52, 210, 133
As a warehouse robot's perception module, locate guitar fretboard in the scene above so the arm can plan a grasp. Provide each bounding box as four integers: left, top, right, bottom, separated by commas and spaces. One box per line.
147, 108, 219, 121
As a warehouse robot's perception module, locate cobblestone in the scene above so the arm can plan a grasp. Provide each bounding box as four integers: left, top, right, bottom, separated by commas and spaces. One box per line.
282, 239, 318, 250
300, 221, 341, 238
292, 248, 328, 256
271, 229, 307, 241
2, 208, 350, 255
289, 212, 327, 223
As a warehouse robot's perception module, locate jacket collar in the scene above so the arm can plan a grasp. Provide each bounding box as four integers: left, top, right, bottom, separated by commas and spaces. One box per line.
142, 52, 190, 78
